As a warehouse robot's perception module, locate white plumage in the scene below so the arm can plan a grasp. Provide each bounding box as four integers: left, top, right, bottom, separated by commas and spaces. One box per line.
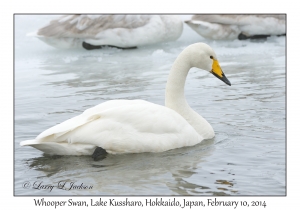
20, 43, 231, 155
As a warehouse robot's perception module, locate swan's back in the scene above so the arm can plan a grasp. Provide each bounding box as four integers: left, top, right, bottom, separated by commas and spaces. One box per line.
191, 14, 285, 25
37, 15, 153, 38
31, 15, 183, 49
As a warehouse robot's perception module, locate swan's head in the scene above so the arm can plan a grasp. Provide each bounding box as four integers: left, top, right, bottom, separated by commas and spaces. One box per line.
187, 43, 231, 86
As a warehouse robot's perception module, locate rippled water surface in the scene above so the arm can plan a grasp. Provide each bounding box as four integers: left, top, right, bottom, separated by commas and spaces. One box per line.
15, 15, 285, 195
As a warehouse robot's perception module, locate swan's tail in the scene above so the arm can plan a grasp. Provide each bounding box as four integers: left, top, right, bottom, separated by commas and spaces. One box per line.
20, 139, 39, 146
20, 140, 96, 156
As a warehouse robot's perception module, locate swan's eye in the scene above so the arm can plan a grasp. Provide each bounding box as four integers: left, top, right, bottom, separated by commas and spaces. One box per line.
210, 56, 213, 59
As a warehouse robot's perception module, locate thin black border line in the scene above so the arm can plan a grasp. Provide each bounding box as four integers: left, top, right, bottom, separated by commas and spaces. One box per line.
285, 13, 287, 197
13, 13, 287, 197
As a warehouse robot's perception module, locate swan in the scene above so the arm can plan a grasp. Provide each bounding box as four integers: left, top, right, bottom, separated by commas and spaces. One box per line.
28, 15, 183, 50
20, 43, 231, 160
185, 14, 286, 40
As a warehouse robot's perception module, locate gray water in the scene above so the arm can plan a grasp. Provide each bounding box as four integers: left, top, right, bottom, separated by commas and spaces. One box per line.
14, 15, 285, 196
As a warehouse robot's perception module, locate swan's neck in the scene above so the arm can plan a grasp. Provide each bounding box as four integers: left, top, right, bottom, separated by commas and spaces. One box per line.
165, 53, 190, 109
165, 52, 215, 139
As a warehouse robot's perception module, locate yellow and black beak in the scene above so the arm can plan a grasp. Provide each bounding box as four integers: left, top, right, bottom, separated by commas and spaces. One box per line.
211, 59, 231, 86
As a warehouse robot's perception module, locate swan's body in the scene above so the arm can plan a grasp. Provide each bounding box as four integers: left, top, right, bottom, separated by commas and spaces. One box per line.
20, 43, 231, 155
185, 15, 286, 40
20, 100, 202, 155
29, 15, 183, 49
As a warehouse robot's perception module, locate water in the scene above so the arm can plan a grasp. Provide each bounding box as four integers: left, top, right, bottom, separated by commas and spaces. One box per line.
14, 15, 285, 195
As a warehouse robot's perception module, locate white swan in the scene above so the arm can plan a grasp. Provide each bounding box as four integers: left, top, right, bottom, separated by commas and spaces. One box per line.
185, 14, 286, 40
29, 15, 183, 49
20, 43, 231, 158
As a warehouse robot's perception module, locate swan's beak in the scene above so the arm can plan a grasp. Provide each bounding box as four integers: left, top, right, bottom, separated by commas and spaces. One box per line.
211, 59, 231, 86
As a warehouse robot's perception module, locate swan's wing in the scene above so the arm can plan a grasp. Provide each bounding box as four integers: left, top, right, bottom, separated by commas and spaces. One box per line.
36, 15, 153, 38
31, 15, 182, 49
191, 15, 245, 25
185, 19, 240, 40
189, 15, 285, 36
48, 103, 200, 153
34, 100, 150, 141
191, 14, 285, 26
